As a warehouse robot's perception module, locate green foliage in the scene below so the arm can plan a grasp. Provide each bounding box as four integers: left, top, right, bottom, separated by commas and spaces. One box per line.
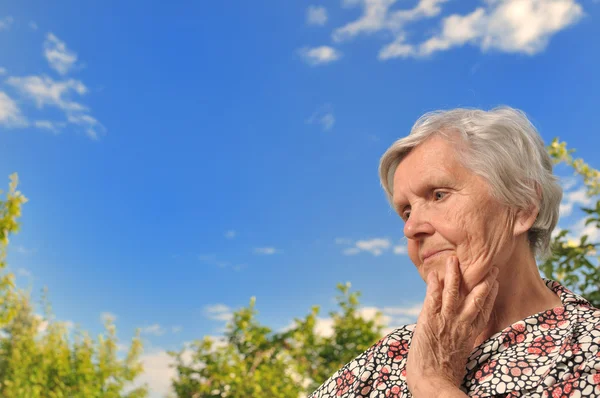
168, 282, 384, 397
543, 139, 600, 307
0, 174, 148, 398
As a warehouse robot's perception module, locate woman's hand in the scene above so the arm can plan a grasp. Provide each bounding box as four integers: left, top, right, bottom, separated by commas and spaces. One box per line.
405, 256, 500, 397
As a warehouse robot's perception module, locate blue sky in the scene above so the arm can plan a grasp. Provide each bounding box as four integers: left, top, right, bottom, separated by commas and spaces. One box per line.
1, 0, 600, 396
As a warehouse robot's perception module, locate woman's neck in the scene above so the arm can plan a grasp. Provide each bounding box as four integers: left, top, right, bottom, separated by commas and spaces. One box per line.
472, 245, 563, 348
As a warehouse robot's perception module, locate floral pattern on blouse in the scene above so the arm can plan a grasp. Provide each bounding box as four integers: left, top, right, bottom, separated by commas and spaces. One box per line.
308, 279, 600, 398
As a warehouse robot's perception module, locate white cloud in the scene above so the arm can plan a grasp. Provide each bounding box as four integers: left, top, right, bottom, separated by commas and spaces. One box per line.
356, 238, 391, 255
415, 8, 487, 57
254, 247, 278, 255
140, 324, 165, 336
101, 312, 117, 323
198, 254, 231, 268
127, 348, 180, 398
116, 343, 129, 352
335, 237, 353, 245
393, 244, 408, 254
224, 230, 236, 239
33, 314, 75, 337
34, 120, 66, 133
29, 21, 38, 30
204, 304, 234, 322
333, 0, 447, 42
0, 16, 13, 31
14, 245, 37, 255
307, 6, 328, 25
0, 92, 27, 127
67, 113, 103, 140
0, 67, 7, 75
343, 247, 361, 255
382, 0, 584, 59
33, 314, 50, 334
298, 46, 342, 66
382, 303, 422, 317
171, 325, 182, 334
341, 237, 401, 256
560, 176, 578, 191
7, 75, 87, 111
331, 0, 584, 60
15, 267, 32, 277
559, 186, 594, 217
306, 104, 336, 132
44, 33, 78, 75
7, 75, 104, 139
567, 214, 600, 243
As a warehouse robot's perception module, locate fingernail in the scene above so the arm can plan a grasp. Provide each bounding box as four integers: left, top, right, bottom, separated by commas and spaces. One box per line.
492, 267, 500, 276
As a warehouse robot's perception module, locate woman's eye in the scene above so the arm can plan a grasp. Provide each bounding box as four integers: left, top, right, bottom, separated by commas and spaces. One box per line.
402, 209, 411, 221
434, 191, 447, 201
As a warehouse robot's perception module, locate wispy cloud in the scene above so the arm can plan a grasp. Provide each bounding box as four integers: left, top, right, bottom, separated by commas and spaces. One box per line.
0, 92, 27, 127
566, 214, 600, 243
34, 120, 66, 133
14, 245, 38, 255
140, 324, 165, 336
7, 75, 104, 139
337, 237, 408, 256
7, 75, 87, 111
335, 237, 353, 245
100, 312, 117, 323
171, 325, 182, 334
400, 0, 584, 59
0, 67, 7, 75
559, 186, 594, 217
204, 304, 234, 322
298, 46, 342, 66
328, 0, 584, 60
224, 229, 237, 239
3, 33, 104, 139
355, 238, 391, 256
0, 16, 13, 31
44, 33, 78, 75
29, 21, 38, 31
199, 254, 229, 267
306, 104, 335, 131
333, 0, 447, 43
393, 244, 408, 254
15, 267, 32, 277
254, 247, 279, 255
307, 6, 328, 26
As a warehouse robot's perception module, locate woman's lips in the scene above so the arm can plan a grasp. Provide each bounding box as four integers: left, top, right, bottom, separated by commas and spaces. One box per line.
422, 249, 452, 262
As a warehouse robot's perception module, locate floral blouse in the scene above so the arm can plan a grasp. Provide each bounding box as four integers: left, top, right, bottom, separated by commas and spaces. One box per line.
308, 279, 600, 398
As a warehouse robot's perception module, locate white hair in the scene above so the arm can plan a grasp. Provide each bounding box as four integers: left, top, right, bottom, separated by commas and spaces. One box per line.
378, 106, 562, 260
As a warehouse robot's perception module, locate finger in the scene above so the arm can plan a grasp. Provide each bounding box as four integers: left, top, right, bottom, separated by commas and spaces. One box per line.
459, 267, 499, 323
475, 279, 499, 328
441, 257, 461, 315
423, 270, 442, 316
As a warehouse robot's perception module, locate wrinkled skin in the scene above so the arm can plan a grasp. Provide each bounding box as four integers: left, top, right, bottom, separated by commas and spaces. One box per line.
391, 134, 537, 396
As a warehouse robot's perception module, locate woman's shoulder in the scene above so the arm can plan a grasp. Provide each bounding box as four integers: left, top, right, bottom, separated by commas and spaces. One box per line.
307, 324, 416, 398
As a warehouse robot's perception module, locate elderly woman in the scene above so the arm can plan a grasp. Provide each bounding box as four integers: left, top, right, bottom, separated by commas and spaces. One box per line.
308, 107, 600, 398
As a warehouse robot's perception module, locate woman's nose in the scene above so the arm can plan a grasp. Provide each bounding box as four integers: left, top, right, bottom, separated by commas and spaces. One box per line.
403, 208, 435, 239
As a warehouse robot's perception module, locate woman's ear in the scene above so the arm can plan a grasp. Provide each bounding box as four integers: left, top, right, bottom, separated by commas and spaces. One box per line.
513, 184, 541, 237
513, 205, 539, 237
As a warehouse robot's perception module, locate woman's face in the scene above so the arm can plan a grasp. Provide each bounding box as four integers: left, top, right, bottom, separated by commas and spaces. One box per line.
392, 134, 518, 292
